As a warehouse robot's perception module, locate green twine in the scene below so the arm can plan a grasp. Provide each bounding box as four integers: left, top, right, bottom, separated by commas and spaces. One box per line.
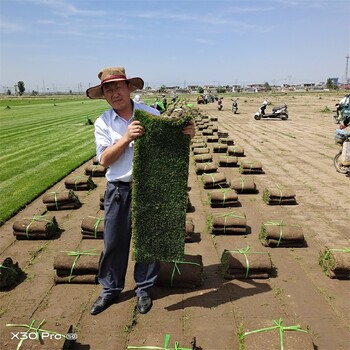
169, 260, 202, 287
224, 245, 269, 278
73, 175, 85, 190
87, 216, 104, 238
127, 333, 193, 350
62, 249, 99, 282
24, 215, 53, 239
275, 184, 284, 204
213, 211, 245, 234
321, 247, 350, 267
263, 220, 301, 247
241, 318, 308, 350
48, 191, 59, 210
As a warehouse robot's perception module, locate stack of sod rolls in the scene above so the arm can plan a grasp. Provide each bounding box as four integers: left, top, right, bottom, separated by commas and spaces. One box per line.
65, 175, 96, 191
239, 159, 263, 174
195, 162, 217, 175
208, 211, 247, 235
230, 176, 257, 193
43, 190, 81, 210
240, 318, 314, 349
218, 155, 238, 167
218, 131, 229, 138
194, 153, 212, 163
212, 143, 228, 153
81, 216, 104, 239
227, 145, 244, 157
85, 164, 106, 177
208, 188, 239, 208
259, 220, 305, 247
201, 172, 228, 189
53, 249, 102, 284
221, 246, 272, 279
185, 217, 195, 243
319, 247, 350, 279
155, 254, 203, 288
218, 137, 234, 145
0, 257, 26, 289
132, 109, 192, 262
12, 214, 59, 240
263, 184, 297, 205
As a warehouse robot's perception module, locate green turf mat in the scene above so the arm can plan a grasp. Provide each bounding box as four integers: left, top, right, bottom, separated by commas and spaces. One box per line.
132, 109, 192, 262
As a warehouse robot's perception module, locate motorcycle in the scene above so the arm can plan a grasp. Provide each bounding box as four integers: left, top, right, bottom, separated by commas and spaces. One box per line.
254, 103, 288, 120
334, 129, 350, 174
231, 100, 238, 114
217, 98, 223, 111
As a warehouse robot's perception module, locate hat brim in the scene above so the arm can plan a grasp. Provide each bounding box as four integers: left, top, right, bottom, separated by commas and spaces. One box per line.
86, 77, 144, 99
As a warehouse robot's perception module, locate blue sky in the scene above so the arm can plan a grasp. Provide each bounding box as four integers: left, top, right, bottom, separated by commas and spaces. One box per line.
1, 0, 349, 93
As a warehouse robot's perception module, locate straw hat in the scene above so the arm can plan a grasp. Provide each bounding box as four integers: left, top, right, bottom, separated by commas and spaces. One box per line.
86, 67, 144, 99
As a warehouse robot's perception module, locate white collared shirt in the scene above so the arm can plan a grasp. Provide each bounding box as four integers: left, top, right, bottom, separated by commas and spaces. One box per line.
94, 101, 160, 182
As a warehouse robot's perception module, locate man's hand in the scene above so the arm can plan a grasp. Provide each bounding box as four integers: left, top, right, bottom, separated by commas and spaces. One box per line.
125, 121, 145, 142
182, 120, 195, 139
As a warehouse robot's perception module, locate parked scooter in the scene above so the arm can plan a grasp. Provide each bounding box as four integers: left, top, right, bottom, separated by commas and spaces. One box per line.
334, 129, 350, 174
254, 101, 288, 120
231, 100, 238, 114
217, 98, 223, 111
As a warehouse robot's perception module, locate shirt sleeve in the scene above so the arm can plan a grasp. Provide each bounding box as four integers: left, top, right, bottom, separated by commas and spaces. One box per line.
94, 116, 112, 163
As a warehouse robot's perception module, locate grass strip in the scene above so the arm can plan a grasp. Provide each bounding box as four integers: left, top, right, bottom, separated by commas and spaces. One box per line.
132, 109, 192, 262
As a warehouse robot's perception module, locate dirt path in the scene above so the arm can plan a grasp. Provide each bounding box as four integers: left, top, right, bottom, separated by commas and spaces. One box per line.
0, 94, 349, 350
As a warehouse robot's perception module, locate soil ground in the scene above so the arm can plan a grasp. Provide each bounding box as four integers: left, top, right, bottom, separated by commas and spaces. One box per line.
0, 93, 349, 350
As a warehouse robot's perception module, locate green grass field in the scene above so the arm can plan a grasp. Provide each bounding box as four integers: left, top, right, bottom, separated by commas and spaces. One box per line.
0, 90, 342, 226
0, 96, 109, 225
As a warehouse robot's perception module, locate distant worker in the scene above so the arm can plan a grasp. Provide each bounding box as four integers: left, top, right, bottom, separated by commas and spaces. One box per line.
133, 94, 144, 104
162, 94, 167, 110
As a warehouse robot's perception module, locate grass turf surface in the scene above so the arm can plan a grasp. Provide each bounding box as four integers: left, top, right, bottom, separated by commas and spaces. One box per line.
0, 97, 108, 225
132, 109, 192, 262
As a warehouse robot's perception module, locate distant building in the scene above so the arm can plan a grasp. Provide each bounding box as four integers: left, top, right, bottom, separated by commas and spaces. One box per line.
329, 77, 339, 86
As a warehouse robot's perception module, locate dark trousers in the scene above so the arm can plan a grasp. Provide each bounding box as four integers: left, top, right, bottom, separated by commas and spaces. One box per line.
98, 181, 160, 299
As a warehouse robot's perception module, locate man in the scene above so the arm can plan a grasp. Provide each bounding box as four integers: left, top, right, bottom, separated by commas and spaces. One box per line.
335, 94, 350, 123
86, 67, 194, 316
162, 94, 167, 110
132, 94, 144, 104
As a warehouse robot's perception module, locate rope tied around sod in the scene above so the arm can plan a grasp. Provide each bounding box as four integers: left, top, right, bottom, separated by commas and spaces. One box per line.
240, 318, 310, 350
61, 249, 100, 282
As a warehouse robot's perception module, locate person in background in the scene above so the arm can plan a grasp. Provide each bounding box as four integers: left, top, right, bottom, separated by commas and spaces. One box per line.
335, 94, 350, 123
86, 67, 195, 316
133, 94, 144, 104
162, 94, 167, 110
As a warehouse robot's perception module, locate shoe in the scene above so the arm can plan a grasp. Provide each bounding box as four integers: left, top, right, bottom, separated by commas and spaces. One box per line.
90, 296, 118, 315
136, 296, 152, 314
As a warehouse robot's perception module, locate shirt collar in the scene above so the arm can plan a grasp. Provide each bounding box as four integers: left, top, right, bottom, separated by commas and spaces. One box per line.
112, 99, 134, 123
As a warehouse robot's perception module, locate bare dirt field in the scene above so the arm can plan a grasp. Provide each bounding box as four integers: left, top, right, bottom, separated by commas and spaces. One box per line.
0, 93, 349, 350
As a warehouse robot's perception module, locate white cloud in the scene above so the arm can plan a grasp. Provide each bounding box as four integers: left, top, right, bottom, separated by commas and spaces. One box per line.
28, 0, 106, 17
0, 20, 26, 33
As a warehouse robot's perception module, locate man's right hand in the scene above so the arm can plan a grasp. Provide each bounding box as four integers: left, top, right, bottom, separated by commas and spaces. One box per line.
125, 121, 145, 142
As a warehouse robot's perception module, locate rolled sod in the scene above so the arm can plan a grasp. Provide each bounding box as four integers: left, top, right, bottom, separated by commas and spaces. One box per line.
319, 247, 350, 279
132, 109, 192, 262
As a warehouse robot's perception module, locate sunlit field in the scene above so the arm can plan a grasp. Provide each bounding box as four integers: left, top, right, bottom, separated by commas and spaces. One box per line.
0, 96, 108, 224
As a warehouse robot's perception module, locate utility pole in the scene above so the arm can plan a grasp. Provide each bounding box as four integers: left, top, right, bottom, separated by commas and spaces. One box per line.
345, 54, 349, 85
